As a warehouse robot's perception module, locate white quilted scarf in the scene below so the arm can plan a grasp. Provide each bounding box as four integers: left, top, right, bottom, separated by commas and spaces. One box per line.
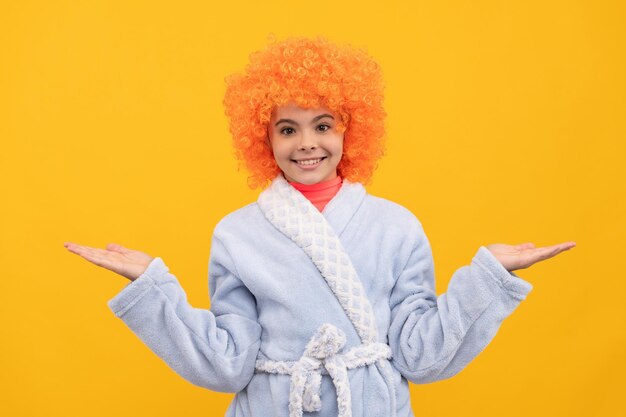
256, 175, 397, 417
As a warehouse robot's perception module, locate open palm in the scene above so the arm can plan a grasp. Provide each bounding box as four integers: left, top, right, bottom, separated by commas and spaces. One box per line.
486, 241, 576, 272
64, 242, 154, 281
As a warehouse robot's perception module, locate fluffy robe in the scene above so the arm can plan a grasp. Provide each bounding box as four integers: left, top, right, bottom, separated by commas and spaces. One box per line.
108, 176, 533, 417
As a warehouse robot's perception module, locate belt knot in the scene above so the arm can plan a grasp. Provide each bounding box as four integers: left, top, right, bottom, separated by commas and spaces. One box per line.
289, 323, 351, 417
254, 323, 393, 417
303, 322, 346, 359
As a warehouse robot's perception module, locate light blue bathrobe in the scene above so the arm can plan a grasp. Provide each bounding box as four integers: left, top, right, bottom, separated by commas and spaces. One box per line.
108, 175, 533, 417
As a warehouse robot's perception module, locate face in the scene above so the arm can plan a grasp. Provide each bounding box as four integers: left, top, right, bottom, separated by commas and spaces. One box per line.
267, 103, 344, 185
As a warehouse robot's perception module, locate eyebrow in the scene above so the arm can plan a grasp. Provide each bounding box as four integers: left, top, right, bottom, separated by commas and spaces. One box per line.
274, 114, 334, 127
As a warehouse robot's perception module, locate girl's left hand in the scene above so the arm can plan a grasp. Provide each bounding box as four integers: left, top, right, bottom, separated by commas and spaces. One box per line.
486, 241, 576, 272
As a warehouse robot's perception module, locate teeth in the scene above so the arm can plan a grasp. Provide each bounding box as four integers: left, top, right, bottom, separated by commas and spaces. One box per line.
296, 158, 322, 166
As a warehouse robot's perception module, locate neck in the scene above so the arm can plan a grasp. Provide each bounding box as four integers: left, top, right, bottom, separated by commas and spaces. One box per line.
287, 176, 343, 212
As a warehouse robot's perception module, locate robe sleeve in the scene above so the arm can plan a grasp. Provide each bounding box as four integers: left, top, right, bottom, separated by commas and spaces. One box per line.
388, 218, 533, 384
107, 234, 262, 393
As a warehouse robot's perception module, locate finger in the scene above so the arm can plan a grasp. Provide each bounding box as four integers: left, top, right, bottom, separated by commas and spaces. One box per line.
65, 243, 97, 258
517, 242, 535, 250
64, 241, 84, 250
64, 242, 90, 255
529, 244, 570, 264
106, 243, 131, 254
543, 242, 576, 255
66, 244, 111, 266
65, 243, 99, 256
70, 245, 102, 265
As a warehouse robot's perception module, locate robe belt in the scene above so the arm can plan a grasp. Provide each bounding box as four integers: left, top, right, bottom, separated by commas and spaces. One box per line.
254, 323, 392, 417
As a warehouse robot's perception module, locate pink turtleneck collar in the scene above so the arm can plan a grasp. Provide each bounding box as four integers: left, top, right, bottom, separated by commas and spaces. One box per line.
287, 175, 343, 212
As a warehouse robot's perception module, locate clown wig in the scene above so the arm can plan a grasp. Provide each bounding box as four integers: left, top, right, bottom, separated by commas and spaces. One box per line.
223, 35, 387, 189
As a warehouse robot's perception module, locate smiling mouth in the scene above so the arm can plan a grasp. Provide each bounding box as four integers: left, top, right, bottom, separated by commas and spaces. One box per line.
292, 157, 327, 166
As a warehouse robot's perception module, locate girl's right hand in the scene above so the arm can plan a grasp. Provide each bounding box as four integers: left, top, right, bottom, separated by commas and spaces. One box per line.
63, 242, 154, 282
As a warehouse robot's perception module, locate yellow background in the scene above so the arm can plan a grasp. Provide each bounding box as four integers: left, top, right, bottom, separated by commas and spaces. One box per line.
1, 1, 624, 416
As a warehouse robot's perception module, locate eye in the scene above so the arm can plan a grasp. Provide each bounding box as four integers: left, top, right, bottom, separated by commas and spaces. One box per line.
280, 127, 295, 136
317, 124, 331, 132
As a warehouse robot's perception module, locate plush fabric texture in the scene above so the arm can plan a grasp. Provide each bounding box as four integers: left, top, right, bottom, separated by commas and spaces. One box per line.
108, 174, 533, 417
257, 175, 394, 417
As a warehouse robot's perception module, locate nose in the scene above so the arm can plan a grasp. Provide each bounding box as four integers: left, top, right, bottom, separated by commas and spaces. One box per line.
298, 130, 317, 151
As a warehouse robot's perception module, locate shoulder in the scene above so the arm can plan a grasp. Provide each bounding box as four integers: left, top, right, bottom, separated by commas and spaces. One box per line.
362, 192, 425, 234
213, 202, 262, 230
211, 202, 268, 241
359, 192, 432, 271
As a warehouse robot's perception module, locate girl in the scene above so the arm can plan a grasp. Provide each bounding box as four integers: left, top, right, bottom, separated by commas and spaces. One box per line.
64, 36, 575, 417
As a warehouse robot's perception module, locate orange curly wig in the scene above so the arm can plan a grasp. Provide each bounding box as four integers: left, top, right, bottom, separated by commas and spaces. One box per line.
223, 35, 387, 189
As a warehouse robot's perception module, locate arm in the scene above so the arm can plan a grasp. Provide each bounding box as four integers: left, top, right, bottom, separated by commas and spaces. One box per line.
107, 234, 262, 393
388, 220, 533, 384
